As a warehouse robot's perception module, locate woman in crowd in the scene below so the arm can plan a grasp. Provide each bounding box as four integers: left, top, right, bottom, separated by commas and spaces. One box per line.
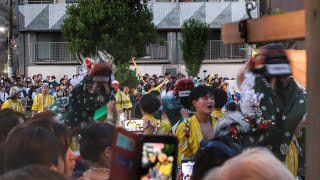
176, 85, 217, 165
4, 117, 75, 177
79, 123, 115, 180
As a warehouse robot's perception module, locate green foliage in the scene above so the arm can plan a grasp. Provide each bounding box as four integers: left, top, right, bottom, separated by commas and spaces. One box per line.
114, 64, 140, 89
180, 19, 209, 77
62, 0, 158, 65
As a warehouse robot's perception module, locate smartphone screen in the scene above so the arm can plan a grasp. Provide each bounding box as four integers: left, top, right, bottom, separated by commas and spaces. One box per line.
141, 142, 176, 180
181, 159, 195, 180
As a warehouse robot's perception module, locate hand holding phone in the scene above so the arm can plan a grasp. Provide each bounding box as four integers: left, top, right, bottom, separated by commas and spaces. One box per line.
181, 159, 195, 180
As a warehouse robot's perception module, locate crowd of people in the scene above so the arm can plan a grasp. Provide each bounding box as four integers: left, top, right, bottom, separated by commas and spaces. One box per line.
0, 44, 306, 180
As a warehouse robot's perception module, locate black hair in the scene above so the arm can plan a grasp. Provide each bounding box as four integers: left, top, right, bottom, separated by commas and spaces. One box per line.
144, 84, 152, 92
213, 89, 228, 109
3, 126, 60, 173
165, 72, 171, 76
149, 90, 160, 97
189, 86, 213, 103
32, 75, 37, 81
192, 136, 240, 180
1, 165, 68, 180
0, 109, 24, 143
226, 102, 237, 111
139, 94, 161, 114
8, 119, 71, 174
80, 123, 115, 163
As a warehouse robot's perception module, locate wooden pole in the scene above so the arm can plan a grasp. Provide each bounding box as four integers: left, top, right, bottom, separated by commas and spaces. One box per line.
305, 1, 320, 179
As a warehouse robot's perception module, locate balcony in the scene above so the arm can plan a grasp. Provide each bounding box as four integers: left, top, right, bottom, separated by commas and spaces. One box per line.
18, 0, 77, 4
30, 42, 78, 64
30, 41, 247, 64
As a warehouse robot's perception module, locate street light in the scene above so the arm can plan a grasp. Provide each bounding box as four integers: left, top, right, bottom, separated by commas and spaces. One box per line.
0, 26, 5, 33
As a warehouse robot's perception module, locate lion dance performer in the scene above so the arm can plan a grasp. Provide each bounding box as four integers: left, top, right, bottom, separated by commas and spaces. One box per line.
213, 44, 306, 177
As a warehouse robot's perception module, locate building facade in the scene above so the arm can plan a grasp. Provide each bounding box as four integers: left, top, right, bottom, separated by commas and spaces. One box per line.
18, 0, 258, 79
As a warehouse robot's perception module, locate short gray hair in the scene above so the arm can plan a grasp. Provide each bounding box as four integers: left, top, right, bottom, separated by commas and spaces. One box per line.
204, 147, 294, 180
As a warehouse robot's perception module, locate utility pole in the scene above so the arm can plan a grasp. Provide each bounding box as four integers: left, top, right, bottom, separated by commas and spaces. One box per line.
7, 0, 13, 78
306, 0, 320, 179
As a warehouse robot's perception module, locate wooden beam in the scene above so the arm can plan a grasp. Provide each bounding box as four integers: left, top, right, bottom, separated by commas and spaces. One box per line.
221, 10, 305, 44
306, 1, 320, 180
286, 50, 306, 87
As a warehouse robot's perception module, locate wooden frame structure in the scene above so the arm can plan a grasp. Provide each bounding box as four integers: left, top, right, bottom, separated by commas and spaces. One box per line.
221, 1, 319, 179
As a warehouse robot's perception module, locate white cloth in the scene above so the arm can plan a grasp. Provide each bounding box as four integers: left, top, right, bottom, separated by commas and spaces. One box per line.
0, 92, 9, 102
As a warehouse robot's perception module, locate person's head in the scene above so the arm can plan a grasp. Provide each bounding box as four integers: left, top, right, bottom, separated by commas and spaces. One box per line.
220, 82, 229, 92
32, 75, 38, 82
3, 126, 61, 173
0, 109, 25, 143
1, 85, 6, 92
214, 74, 218, 78
55, 86, 60, 92
7, 119, 73, 176
213, 89, 228, 110
165, 72, 171, 80
190, 86, 215, 115
192, 137, 239, 180
45, 76, 50, 81
41, 84, 49, 94
140, 94, 161, 115
37, 74, 42, 80
63, 75, 68, 80
1, 164, 69, 180
143, 83, 152, 92
80, 123, 115, 168
143, 76, 149, 83
63, 79, 68, 85
149, 90, 161, 100
204, 148, 294, 180
226, 102, 237, 112
51, 76, 56, 80
123, 86, 129, 95
9, 87, 21, 100
134, 88, 142, 97
32, 111, 60, 123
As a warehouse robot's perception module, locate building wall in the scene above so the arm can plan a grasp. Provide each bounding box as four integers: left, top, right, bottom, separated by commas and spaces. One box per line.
18, 1, 258, 31
28, 65, 79, 80
271, 0, 303, 12
27, 63, 245, 81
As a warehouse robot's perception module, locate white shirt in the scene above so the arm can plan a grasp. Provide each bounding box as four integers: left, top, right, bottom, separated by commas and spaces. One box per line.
0, 92, 9, 102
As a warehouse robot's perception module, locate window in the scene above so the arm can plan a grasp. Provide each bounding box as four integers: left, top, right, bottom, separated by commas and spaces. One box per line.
66, 0, 78, 3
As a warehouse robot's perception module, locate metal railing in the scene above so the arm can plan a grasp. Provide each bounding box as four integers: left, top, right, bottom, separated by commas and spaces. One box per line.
30, 42, 77, 64
139, 42, 170, 62
204, 40, 247, 60
18, 0, 77, 4
30, 41, 247, 64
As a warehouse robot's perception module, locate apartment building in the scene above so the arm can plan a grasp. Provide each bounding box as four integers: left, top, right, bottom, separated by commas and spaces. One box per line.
18, 0, 258, 79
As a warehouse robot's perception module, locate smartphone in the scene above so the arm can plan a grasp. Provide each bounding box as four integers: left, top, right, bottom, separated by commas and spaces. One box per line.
139, 135, 178, 180
181, 159, 195, 180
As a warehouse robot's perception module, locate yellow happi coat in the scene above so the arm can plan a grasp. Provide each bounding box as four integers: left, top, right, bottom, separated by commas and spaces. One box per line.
2, 99, 23, 112
176, 115, 217, 165
32, 94, 55, 113
142, 114, 172, 135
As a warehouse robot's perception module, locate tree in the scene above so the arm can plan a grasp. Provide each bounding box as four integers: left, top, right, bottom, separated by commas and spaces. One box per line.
62, 0, 158, 65
114, 64, 140, 89
180, 19, 209, 77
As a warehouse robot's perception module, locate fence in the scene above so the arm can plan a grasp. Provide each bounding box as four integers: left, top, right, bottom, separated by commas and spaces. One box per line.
30, 41, 247, 64
18, 0, 77, 5
30, 42, 77, 64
